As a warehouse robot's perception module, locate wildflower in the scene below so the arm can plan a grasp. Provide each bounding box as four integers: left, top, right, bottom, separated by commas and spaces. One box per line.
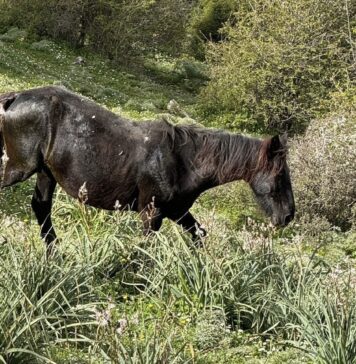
95, 308, 111, 327
116, 318, 128, 335
131, 313, 139, 325
78, 181, 88, 203
114, 200, 122, 210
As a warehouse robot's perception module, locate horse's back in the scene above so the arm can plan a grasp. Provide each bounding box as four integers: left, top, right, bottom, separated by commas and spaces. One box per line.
1, 86, 185, 210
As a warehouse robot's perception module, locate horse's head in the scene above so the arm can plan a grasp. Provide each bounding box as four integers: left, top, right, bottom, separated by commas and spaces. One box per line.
250, 134, 295, 227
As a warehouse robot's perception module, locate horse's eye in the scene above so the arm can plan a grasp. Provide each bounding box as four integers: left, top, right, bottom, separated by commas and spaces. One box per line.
259, 183, 271, 195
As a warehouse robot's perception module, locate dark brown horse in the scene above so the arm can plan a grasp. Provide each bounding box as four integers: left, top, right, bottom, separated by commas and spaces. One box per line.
0, 86, 295, 251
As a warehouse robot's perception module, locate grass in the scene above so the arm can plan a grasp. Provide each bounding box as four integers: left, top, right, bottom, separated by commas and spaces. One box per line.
0, 35, 355, 363
0, 35, 197, 120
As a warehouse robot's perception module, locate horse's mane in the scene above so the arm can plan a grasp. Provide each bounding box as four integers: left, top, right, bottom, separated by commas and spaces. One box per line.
163, 122, 287, 183
257, 137, 288, 177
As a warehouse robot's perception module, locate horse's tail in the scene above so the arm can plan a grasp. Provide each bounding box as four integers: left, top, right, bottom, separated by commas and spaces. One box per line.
0, 92, 18, 109
0, 92, 18, 128
0, 92, 18, 186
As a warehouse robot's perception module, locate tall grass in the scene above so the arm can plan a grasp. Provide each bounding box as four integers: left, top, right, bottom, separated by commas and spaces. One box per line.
286, 291, 356, 364
0, 185, 355, 363
129, 225, 356, 363
0, 239, 98, 363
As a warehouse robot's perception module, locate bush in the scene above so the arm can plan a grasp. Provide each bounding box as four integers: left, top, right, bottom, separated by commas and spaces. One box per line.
188, 0, 237, 59
88, 0, 193, 61
290, 91, 356, 230
195, 310, 228, 350
30, 39, 55, 51
200, 0, 355, 133
0, 27, 27, 42
0, 0, 193, 62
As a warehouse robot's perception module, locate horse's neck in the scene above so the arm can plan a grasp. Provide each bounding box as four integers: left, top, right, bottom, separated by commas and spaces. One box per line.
193, 132, 261, 186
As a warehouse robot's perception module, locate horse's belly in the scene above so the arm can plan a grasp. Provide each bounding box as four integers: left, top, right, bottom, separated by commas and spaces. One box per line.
87, 191, 138, 211
47, 139, 141, 210
50, 165, 138, 211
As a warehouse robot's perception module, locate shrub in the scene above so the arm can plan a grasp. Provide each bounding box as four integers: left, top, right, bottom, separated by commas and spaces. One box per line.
187, 0, 237, 59
195, 310, 228, 350
0, 27, 27, 42
30, 39, 55, 51
289, 91, 356, 230
90, 0, 193, 61
0, 0, 193, 62
200, 0, 355, 132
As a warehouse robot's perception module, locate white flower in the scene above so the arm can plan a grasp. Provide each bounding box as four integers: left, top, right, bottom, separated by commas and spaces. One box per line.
78, 182, 88, 203
116, 318, 128, 335
95, 308, 111, 327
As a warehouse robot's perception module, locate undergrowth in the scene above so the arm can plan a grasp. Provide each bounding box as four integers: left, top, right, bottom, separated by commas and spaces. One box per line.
0, 35, 355, 364
0, 188, 355, 363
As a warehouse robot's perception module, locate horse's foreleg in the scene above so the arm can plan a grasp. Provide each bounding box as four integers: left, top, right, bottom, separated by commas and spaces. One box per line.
173, 211, 206, 244
31, 170, 57, 253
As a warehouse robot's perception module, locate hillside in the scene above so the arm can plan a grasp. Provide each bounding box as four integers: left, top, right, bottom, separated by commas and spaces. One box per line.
0, 37, 355, 364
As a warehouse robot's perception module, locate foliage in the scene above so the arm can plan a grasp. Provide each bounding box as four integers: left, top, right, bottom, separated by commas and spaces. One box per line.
188, 0, 237, 59
290, 91, 356, 230
0, 26, 27, 41
0, 0, 193, 62
0, 31, 355, 364
194, 310, 228, 350
286, 288, 356, 364
200, 0, 355, 133
0, 227, 99, 363
2, 188, 355, 363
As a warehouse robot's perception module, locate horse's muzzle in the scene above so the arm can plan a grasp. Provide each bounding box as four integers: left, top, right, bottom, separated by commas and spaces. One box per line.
272, 212, 294, 227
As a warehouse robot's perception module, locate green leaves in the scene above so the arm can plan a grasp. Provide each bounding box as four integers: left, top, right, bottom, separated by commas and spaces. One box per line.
200, 0, 355, 133
0, 241, 99, 363
0, 0, 193, 62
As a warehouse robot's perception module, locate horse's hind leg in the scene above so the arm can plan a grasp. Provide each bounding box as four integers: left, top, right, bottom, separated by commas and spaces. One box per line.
31, 170, 57, 253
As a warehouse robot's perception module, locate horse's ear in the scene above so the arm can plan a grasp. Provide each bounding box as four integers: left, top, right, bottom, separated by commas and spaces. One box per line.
268, 134, 285, 159
279, 132, 288, 147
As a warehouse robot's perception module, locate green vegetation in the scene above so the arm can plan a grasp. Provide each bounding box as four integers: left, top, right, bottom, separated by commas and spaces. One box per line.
2, 0, 353, 133
290, 91, 356, 231
0, 2, 355, 362
200, 0, 355, 133
187, 0, 237, 59
0, 187, 355, 362
0, 36, 199, 120
0, 0, 193, 61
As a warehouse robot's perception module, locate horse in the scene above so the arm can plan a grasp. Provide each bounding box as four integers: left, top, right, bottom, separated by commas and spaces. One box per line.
0, 86, 295, 252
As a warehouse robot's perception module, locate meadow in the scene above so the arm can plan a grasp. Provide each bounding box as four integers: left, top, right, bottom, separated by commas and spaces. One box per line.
0, 33, 355, 364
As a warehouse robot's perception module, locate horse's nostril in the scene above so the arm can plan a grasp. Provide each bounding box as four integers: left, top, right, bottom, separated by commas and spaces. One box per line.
284, 214, 294, 225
